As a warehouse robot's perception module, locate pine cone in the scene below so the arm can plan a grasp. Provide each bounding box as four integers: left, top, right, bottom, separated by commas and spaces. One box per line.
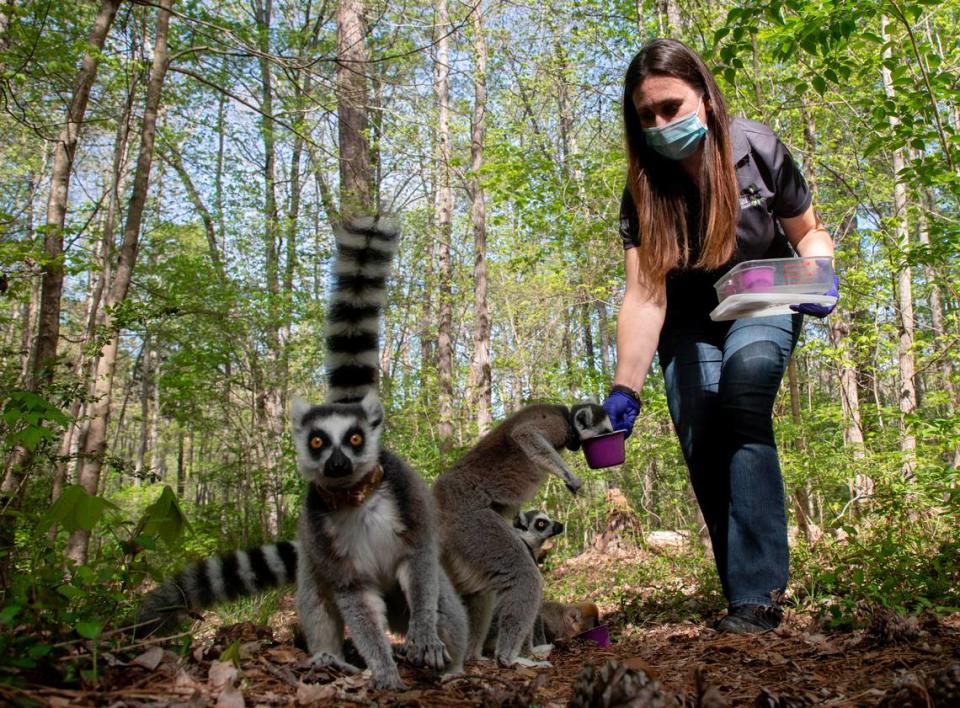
754, 687, 815, 707
877, 676, 929, 708
868, 608, 922, 644
878, 662, 960, 707
569, 659, 676, 708
926, 663, 960, 706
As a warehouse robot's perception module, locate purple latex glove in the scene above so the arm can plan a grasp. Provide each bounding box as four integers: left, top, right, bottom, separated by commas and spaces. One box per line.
601, 391, 640, 438
791, 273, 839, 318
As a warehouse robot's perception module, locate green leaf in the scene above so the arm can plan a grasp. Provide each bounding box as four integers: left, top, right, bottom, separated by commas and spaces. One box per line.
28, 644, 52, 660
140, 486, 190, 546
812, 75, 827, 95
0, 603, 22, 624
44, 485, 119, 533
75, 620, 102, 640
219, 640, 241, 667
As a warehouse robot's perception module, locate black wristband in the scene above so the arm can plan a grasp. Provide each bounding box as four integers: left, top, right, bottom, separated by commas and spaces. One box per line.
610, 384, 642, 405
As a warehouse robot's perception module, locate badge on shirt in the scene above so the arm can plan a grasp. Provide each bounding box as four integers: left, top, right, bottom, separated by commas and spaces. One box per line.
739, 184, 765, 210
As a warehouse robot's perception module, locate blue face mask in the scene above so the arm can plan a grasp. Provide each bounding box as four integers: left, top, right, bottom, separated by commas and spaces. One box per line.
642, 98, 707, 160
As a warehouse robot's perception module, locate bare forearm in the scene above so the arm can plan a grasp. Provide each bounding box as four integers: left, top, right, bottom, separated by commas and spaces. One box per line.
613, 286, 666, 394
782, 206, 834, 259
793, 228, 834, 258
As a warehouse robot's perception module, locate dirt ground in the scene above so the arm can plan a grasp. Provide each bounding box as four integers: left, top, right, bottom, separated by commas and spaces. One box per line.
4, 541, 959, 707
5, 605, 959, 707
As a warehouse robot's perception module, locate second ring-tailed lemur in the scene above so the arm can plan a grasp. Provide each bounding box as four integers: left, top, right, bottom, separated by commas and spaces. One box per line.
137, 218, 467, 690
433, 402, 612, 667
513, 509, 564, 565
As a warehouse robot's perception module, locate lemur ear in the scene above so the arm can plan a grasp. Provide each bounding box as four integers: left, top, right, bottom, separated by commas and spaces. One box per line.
290, 396, 311, 429
359, 389, 384, 427
575, 408, 589, 429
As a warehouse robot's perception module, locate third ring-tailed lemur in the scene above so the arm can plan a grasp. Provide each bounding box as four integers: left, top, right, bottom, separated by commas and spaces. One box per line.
137, 218, 467, 690
433, 402, 612, 667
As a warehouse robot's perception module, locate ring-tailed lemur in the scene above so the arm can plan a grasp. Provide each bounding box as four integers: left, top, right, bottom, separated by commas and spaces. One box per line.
137, 218, 467, 691
433, 402, 612, 668
513, 509, 564, 565
483, 509, 565, 657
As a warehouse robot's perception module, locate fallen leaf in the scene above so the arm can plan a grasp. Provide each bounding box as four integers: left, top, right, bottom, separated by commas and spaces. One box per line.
239, 640, 263, 660
209, 659, 239, 689
175, 669, 201, 689
216, 683, 245, 708
297, 681, 337, 705
132, 646, 165, 671
766, 651, 789, 666
622, 656, 657, 677
265, 646, 301, 664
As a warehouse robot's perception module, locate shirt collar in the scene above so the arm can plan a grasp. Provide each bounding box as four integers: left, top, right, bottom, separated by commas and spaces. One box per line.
731, 119, 750, 165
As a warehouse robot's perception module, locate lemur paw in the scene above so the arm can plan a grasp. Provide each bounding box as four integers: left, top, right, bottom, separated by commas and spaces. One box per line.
307, 651, 360, 675
499, 655, 552, 669
401, 630, 450, 671
530, 643, 554, 660
368, 669, 407, 691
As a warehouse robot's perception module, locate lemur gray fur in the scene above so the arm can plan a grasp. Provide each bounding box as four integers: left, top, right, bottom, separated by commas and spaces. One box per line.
513, 509, 564, 565
484, 509, 565, 656
433, 402, 612, 667
137, 218, 467, 690
485, 510, 600, 655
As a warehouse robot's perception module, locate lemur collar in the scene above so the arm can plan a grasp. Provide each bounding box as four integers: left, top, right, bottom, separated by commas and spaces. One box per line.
315, 464, 384, 511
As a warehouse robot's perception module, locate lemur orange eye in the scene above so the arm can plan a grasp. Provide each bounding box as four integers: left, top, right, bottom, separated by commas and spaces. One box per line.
349, 433, 363, 446
309, 435, 323, 449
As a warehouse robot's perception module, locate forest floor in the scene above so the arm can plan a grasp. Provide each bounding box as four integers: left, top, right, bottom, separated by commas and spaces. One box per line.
5, 543, 960, 707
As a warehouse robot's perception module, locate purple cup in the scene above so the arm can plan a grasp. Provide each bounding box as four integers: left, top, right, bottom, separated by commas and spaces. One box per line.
582, 430, 626, 469
575, 624, 611, 647
735, 265, 775, 292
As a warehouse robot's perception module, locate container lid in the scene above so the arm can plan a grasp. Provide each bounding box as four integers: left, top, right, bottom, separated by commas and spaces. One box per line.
710, 293, 837, 322
713, 256, 833, 291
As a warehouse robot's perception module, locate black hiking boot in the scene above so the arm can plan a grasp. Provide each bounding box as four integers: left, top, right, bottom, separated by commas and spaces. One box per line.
714, 604, 783, 634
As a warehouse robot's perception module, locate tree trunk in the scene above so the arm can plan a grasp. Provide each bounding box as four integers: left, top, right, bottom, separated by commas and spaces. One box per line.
786, 358, 812, 541
254, 0, 284, 537
917, 193, 959, 468
433, 0, 455, 444
163, 143, 224, 277
2, 0, 122, 499
881, 15, 918, 480
800, 101, 867, 476
0, 0, 15, 58
336, 0, 372, 217
467, 1, 492, 435
66, 0, 172, 565
18, 173, 39, 385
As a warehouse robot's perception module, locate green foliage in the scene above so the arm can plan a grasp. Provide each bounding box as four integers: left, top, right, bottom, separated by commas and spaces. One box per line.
0, 485, 189, 683
1, 391, 69, 453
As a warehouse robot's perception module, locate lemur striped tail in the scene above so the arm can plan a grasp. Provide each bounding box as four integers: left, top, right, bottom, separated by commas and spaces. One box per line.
135, 541, 299, 637
326, 216, 399, 404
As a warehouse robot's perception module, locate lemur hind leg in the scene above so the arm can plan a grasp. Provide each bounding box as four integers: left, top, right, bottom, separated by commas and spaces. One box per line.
466, 591, 497, 661
435, 570, 468, 675
463, 509, 544, 668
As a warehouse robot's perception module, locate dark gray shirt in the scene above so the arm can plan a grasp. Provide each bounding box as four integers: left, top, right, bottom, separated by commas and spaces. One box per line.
619, 118, 812, 322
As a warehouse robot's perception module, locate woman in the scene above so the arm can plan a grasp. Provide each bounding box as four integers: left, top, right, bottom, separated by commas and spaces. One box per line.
601, 39, 837, 634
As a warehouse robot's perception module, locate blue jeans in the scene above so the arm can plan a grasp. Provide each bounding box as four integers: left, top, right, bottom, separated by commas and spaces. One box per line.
658, 313, 801, 608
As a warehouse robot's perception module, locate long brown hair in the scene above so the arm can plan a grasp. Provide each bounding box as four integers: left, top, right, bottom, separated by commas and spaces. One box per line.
622, 39, 738, 281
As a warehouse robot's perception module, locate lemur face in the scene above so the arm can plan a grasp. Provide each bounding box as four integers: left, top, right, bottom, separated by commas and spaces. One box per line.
290, 392, 384, 488
567, 402, 613, 450
513, 509, 565, 559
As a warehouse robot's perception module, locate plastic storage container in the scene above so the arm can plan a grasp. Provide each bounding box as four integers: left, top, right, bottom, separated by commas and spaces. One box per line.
581, 430, 626, 469
711, 256, 836, 321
